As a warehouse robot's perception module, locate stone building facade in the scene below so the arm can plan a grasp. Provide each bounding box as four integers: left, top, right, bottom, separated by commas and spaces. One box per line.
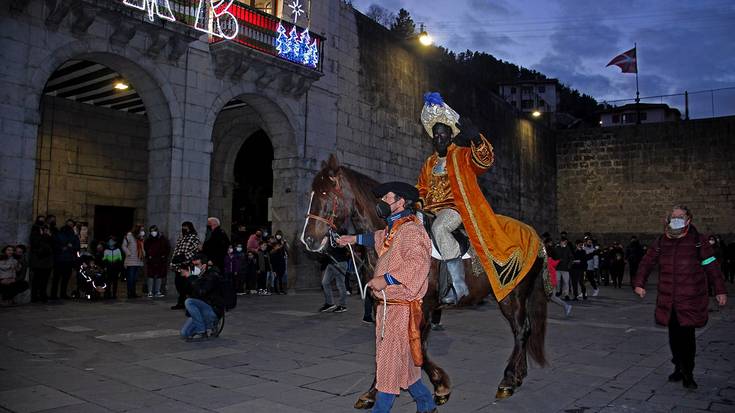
1, 0, 556, 288
557, 116, 735, 244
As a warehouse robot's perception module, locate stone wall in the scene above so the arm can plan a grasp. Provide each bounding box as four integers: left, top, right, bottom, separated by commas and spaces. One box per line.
557, 116, 735, 244
343, 12, 558, 233
34, 97, 149, 230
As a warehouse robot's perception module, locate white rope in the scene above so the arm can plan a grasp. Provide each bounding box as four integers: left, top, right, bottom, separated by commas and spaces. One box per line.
347, 243, 367, 300
347, 244, 387, 339
380, 290, 387, 340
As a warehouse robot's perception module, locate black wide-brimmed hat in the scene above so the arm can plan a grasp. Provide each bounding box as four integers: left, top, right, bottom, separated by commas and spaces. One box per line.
372, 181, 420, 203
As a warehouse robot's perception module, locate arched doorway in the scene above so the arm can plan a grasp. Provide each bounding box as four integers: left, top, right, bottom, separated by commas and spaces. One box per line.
35, 59, 151, 248
232, 129, 274, 233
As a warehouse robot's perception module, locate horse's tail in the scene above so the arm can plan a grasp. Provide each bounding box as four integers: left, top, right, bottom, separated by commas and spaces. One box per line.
526, 258, 548, 367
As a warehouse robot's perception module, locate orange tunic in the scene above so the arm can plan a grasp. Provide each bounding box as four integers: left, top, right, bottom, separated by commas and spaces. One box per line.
372, 220, 432, 394
416, 134, 540, 301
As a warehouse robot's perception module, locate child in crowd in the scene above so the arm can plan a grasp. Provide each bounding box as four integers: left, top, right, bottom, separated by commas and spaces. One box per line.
256, 241, 271, 295
102, 237, 123, 299
243, 249, 258, 294
223, 244, 241, 295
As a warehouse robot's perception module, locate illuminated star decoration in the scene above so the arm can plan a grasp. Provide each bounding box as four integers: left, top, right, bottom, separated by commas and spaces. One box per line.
288, 0, 304, 24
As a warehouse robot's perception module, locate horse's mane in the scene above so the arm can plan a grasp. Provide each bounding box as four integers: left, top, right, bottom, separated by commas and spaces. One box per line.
339, 166, 382, 232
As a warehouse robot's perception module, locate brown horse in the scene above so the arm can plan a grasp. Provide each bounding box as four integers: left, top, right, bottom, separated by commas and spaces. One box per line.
301, 155, 548, 408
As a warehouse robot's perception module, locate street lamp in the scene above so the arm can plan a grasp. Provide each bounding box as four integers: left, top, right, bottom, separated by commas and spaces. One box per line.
531, 110, 542, 118
418, 23, 433, 46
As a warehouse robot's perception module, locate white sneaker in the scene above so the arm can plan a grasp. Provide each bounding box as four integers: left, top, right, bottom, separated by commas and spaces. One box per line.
147, 292, 154, 298
592, 289, 600, 297
154, 292, 165, 298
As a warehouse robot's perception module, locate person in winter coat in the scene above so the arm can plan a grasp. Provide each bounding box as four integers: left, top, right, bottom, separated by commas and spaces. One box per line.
202, 217, 230, 271
634, 205, 727, 390
144, 225, 170, 298
103, 237, 124, 299
554, 237, 574, 299
170, 222, 201, 309
51, 219, 80, 299
180, 254, 224, 339
29, 225, 55, 302
122, 224, 146, 298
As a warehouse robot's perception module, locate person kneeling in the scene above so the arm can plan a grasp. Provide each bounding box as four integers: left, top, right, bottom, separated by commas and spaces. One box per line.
179, 253, 224, 340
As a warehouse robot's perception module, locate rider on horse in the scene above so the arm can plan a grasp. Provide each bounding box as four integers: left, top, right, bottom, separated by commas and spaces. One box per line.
416, 92, 541, 305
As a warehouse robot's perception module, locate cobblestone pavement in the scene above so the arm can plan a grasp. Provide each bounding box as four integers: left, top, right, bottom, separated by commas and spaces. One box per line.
1, 278, 733, 413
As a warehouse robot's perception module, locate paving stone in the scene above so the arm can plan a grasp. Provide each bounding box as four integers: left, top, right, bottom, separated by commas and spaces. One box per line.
0, 385, 85, 413
1, 287, 733, 412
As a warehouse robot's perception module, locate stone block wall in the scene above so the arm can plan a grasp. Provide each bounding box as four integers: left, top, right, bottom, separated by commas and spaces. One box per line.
557, 116, 735, 244
332, 11, 557, 233
34, 97, 149, 233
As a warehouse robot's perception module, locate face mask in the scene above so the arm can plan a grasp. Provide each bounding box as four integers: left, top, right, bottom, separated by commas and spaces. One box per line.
375, 200, 398, 219
228, 248, 234, 254
669, 217, 687, 230
236, 247, 243, 252
182, 228, 189, 234
192, 266, 202, 276
108, 241, 116, 247
709, 240, 716, 245
139, 231, 146, 237
276, 235, 282, 240
151, 231, 158, 237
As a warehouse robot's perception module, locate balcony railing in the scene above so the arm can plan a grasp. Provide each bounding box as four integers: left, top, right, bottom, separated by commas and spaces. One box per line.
166, 0, 324, 72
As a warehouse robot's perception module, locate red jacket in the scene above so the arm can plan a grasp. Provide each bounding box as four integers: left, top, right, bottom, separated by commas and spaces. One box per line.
633, 226, 726, 327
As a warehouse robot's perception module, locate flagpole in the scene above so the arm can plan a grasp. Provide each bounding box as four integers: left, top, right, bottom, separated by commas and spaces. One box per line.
634, 43, 640, 103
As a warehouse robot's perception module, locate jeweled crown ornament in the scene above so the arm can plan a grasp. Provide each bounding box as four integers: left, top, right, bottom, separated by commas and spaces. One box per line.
420, 92, 461, 138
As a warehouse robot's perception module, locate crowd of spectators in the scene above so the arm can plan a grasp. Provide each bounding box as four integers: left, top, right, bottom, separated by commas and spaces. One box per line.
0, 213, 291, 307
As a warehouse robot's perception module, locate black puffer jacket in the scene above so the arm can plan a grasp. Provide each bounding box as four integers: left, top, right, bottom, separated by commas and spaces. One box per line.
188, 266, 225, 317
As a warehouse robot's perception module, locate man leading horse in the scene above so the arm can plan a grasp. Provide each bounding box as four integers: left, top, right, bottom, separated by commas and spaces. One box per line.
338, 181, 437, 413
417, 92, 540, 305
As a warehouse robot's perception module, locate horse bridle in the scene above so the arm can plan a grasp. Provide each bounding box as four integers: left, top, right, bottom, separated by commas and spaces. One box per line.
301, 188, 348, 252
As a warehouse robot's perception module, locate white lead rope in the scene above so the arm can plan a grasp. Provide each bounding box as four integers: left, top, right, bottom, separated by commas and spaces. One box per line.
347, 243, 387, 340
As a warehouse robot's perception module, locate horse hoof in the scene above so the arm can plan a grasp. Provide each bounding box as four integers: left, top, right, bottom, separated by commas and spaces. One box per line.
434, 393, 451, 405
495, 386, 514, 399
354, 398, 374, 409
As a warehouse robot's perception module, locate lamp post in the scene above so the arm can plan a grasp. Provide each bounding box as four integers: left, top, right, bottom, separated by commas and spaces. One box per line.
417, 23, 433, 46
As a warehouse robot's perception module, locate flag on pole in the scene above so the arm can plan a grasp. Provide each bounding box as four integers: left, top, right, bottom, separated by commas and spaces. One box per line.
606, 47, 637, 73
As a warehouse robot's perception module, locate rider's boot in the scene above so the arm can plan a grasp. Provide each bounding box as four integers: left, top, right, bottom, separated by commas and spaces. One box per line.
441, 258, 469, 305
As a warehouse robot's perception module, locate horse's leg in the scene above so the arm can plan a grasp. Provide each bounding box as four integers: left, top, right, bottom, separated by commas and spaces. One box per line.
354, 295, 378, 409
498, 258, 548, 399
353, 376, 377, 409
420, 261, 452, 405
496, 292, 524, 399
420, 304, 452, 405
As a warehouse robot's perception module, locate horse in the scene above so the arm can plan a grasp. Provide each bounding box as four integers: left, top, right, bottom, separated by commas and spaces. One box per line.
301, 154, 548, 408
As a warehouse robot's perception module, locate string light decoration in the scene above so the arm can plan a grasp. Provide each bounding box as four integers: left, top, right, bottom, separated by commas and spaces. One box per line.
123, 0, 176, 22
288, 0, 304, 24
275, 22, 319, 68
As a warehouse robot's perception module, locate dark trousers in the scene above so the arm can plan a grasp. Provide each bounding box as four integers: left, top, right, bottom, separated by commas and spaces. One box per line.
628, 260, 640, 284
257, 271, 266, 290
174, 272, 188, 306
273, 271, 284, 294
105, 269, 120, 298
245, 270, 256, 291
51, 262, 73, 298
31, 268, 51, 301
668, 310, 696, 374
585, 270, 599, 290
1, 280, 28, 300
611, 268, 624, 288
570, 268, 586, 297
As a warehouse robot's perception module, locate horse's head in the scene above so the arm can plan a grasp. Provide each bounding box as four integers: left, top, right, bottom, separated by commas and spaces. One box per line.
301, 155, 352, 252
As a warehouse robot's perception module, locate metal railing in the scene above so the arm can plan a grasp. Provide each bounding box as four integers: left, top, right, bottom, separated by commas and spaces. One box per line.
166, 0, 324, 72
602, 87, 735, 120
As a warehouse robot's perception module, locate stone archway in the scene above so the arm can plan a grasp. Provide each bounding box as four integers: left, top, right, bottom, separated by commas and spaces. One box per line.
209, 94, 298, 234
25, 45, 180, 238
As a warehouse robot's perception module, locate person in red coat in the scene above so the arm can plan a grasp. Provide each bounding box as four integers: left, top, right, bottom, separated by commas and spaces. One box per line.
633, 205, 727, 389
